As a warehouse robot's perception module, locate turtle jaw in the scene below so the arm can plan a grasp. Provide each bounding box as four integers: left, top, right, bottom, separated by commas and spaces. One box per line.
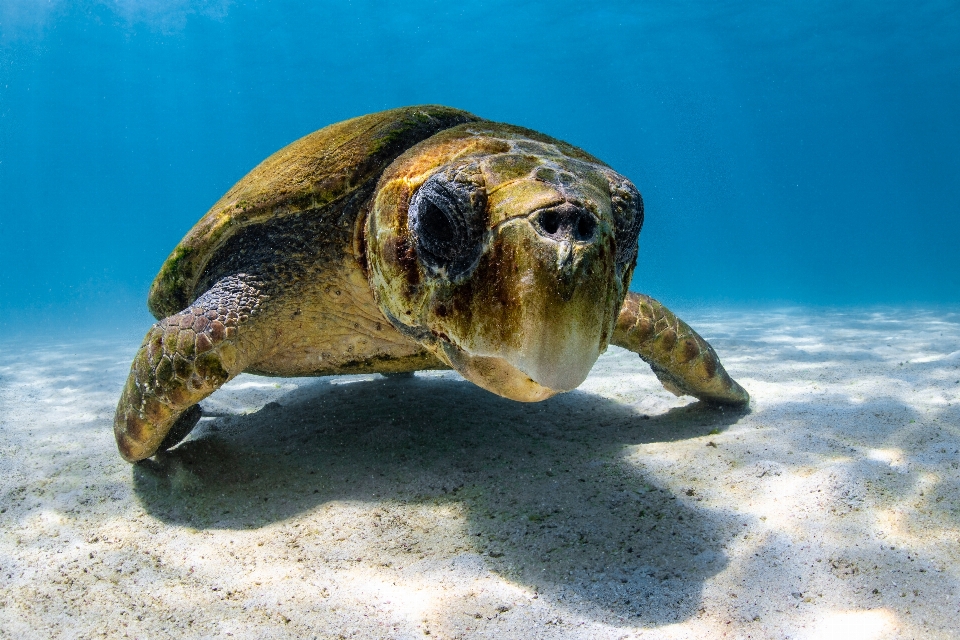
421, 217, 624, 402
435, 341, 560, 402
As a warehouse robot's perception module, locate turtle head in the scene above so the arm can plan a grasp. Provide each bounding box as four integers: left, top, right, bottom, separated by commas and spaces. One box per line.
366, 124, 643, 401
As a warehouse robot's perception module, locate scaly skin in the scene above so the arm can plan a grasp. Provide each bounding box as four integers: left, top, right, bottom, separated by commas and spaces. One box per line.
612, 292, 748, 406
114, 276, 266, 461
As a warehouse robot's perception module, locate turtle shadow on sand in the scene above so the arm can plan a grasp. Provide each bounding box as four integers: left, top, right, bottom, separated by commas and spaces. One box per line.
133, 373, 749, 625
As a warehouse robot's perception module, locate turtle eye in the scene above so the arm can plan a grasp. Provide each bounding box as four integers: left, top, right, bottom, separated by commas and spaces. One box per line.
409, 172, 485, 277
607, 175, 644, 275
415, 198, 460, 260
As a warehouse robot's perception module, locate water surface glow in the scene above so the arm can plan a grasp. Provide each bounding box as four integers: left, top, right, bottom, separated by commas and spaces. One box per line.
2, 1, 958, 329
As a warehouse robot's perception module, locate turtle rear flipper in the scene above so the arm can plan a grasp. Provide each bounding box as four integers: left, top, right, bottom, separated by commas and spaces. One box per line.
612, 292, 749, 406
114, 275, 268, 461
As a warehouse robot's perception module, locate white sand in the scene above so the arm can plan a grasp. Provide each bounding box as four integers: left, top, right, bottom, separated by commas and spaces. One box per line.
1, 308, 959, 639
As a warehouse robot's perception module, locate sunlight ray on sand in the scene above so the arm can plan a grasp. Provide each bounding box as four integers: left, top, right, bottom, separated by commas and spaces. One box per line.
1, 307, 959, 638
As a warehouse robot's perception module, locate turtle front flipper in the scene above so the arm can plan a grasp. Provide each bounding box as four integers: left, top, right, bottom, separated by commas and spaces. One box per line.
114, 275, 268, 462
612, 292, 748, 406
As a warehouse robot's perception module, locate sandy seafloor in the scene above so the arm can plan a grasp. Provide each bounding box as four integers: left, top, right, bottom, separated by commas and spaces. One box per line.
1, 308, 959, 640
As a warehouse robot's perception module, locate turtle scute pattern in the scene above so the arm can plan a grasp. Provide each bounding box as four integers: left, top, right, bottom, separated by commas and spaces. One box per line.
613, 292, 749, 406
114, 275, 265, 461
147, 106, 481, 319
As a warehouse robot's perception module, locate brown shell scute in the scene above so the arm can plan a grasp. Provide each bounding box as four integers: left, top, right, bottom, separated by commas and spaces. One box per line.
148, 105, 481, 319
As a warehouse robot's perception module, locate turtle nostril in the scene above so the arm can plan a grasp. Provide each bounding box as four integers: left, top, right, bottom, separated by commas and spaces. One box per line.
576, 214, 597, 241
540, 210, 561, 235
533, 206, 598, 243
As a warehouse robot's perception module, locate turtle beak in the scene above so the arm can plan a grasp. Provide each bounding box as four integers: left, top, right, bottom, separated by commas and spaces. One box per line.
436, 341, 560, 402
426, 206, 622, 401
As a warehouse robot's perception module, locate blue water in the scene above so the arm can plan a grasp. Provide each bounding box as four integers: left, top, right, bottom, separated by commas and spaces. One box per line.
2, 1, 958, 329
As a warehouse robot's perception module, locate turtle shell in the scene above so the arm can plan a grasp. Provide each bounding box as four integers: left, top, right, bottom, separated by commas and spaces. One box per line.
148, 105, 481, 319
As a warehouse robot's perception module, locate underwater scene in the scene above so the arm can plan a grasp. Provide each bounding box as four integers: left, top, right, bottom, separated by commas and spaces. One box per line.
1, 1, 958, 638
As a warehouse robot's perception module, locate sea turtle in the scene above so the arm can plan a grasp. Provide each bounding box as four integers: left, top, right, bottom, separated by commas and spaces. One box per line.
114, 105, 748, 462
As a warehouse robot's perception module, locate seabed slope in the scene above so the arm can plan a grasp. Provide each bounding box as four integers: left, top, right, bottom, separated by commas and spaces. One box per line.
1, 308, 959, 639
